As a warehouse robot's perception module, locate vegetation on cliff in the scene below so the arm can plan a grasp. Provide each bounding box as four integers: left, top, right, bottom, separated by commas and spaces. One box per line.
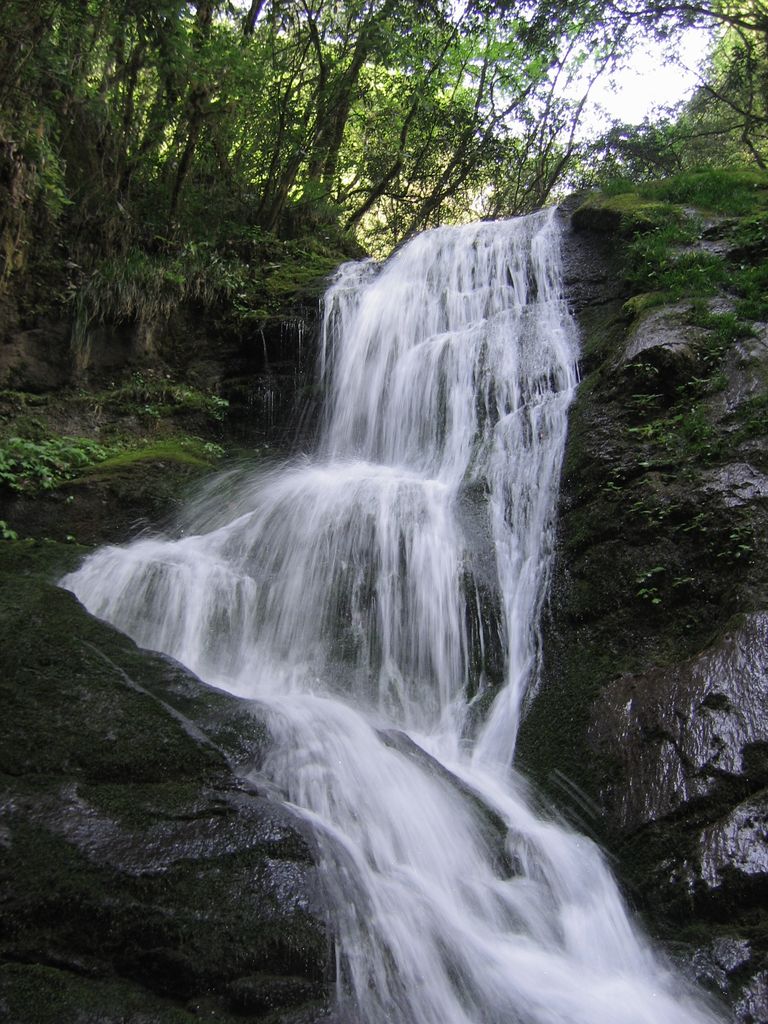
517, 166, 768, 1014
1, 1, 766, 397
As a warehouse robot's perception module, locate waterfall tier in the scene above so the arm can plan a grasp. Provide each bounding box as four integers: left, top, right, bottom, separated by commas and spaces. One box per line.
63, 211, 719, 1024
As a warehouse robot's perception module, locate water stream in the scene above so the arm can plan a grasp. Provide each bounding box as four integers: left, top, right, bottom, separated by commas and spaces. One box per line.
63, 210, 720, 1024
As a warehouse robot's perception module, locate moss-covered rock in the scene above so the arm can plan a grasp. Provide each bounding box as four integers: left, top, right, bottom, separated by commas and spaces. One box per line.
0, 540, 335, 1023
572, 192, 681, 236
519, 184, 768, 1019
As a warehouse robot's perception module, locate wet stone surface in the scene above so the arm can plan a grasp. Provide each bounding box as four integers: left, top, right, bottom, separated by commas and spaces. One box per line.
589, 612, 768, 830
699, 795, 768, 890
0, 540, 336, 1024
621, 302, 702, 366
519, 199, 768, 1024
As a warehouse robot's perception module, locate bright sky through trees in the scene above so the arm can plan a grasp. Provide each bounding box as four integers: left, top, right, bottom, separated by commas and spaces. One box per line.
592, 26, 713, 124
2, 0, 765, 262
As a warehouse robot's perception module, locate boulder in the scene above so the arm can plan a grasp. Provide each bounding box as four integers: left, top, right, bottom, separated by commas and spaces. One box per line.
0, 540, 336, 1023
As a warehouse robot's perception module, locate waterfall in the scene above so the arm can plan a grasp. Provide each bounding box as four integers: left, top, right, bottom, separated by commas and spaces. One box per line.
62, 210, 720, 1024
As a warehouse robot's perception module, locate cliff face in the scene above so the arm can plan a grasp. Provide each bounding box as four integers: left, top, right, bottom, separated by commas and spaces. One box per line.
518, 186, 768, 1018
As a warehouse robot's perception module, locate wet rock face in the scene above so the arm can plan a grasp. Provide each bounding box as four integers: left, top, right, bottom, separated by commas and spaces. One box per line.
0, 541, 335, 1024
590, 613, 768, 831
699, 796, 768, 890
519, 198, 768, 1021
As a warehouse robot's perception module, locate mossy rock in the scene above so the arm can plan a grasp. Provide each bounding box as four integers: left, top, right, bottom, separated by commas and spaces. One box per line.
572, 193, 680, 237
0, 963, 238, 1024
0, 540, 333, 1023
524, 199, 768, 1016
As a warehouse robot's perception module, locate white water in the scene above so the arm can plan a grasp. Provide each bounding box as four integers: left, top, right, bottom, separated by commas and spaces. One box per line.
63, 211, 719, 1024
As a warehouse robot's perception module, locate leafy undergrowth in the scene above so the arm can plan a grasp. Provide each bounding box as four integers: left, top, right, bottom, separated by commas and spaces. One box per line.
0, 375, 230, 544
0, 434, 223, 495
575, 168, 768, 510
91, 370, 230, 424
576, 167, 768, 312
0, 435, 114, 493
71, 231, 349, 344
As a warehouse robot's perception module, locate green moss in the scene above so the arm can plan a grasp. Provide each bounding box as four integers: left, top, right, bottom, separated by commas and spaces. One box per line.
0, 963, 226, 1024
573, 192, 681, 236
622, 291, 668, 317
603, 168, 768, 216
0, 386, 225, 502
95, 370, 230, 424
75, 437, 223, 477
576, 172, 768, 339
641, 168, 768, 215
264, 244, 344, 306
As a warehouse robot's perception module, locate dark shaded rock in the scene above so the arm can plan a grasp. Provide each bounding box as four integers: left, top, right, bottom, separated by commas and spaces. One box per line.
701, 463, 768, 507
227, 972, 324, 1013
735, 971, 768, 1023
556, 200, 625, 318
1, 461, 213, 548
689, 935, 753, 994
0, 540, 335, 1022
621, 301, 701, 368
589, 613, 768, 831
698, 794, 768, 891
0, 321, 72, 390
518, 198, 768, 1022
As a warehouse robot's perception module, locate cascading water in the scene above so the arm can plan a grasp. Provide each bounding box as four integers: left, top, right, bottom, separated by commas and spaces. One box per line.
62, 210, 720, 1024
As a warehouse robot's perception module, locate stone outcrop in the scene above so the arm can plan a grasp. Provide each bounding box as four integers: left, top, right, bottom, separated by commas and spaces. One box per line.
4, 182, 768, 1022
590, 613, 768, 832
0, 541, 339, 1023
519, 197, 768, 1019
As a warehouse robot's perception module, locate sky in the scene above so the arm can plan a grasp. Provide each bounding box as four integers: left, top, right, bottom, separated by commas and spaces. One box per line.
590, 26, 714, 125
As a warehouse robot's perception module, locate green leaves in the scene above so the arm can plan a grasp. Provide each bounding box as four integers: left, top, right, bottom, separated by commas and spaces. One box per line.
0, 437, 113, 494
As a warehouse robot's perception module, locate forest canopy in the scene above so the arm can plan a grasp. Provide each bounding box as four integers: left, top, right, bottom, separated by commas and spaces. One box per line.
1, 0, 767, 277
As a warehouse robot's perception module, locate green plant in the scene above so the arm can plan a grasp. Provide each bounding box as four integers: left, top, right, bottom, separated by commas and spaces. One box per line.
0, 436, 113, 493
625, 229, 725, 297
717, 525, 755, 564
731, 213, 768, 256
635, 566, 666, 604
73, 438, 225, 479
732, 393, 768, 440
103, 371, 229, 423
627, 496, 680, 527
734, 262, 768, 321
631, 169, 768, 216
0, 520, 18, 540
601, 478, 624, 498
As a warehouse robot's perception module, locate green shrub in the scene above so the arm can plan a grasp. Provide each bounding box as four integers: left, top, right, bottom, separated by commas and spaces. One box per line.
0, 433, 224, 494
101, 371, 229, 422
0, 436, 112, 492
